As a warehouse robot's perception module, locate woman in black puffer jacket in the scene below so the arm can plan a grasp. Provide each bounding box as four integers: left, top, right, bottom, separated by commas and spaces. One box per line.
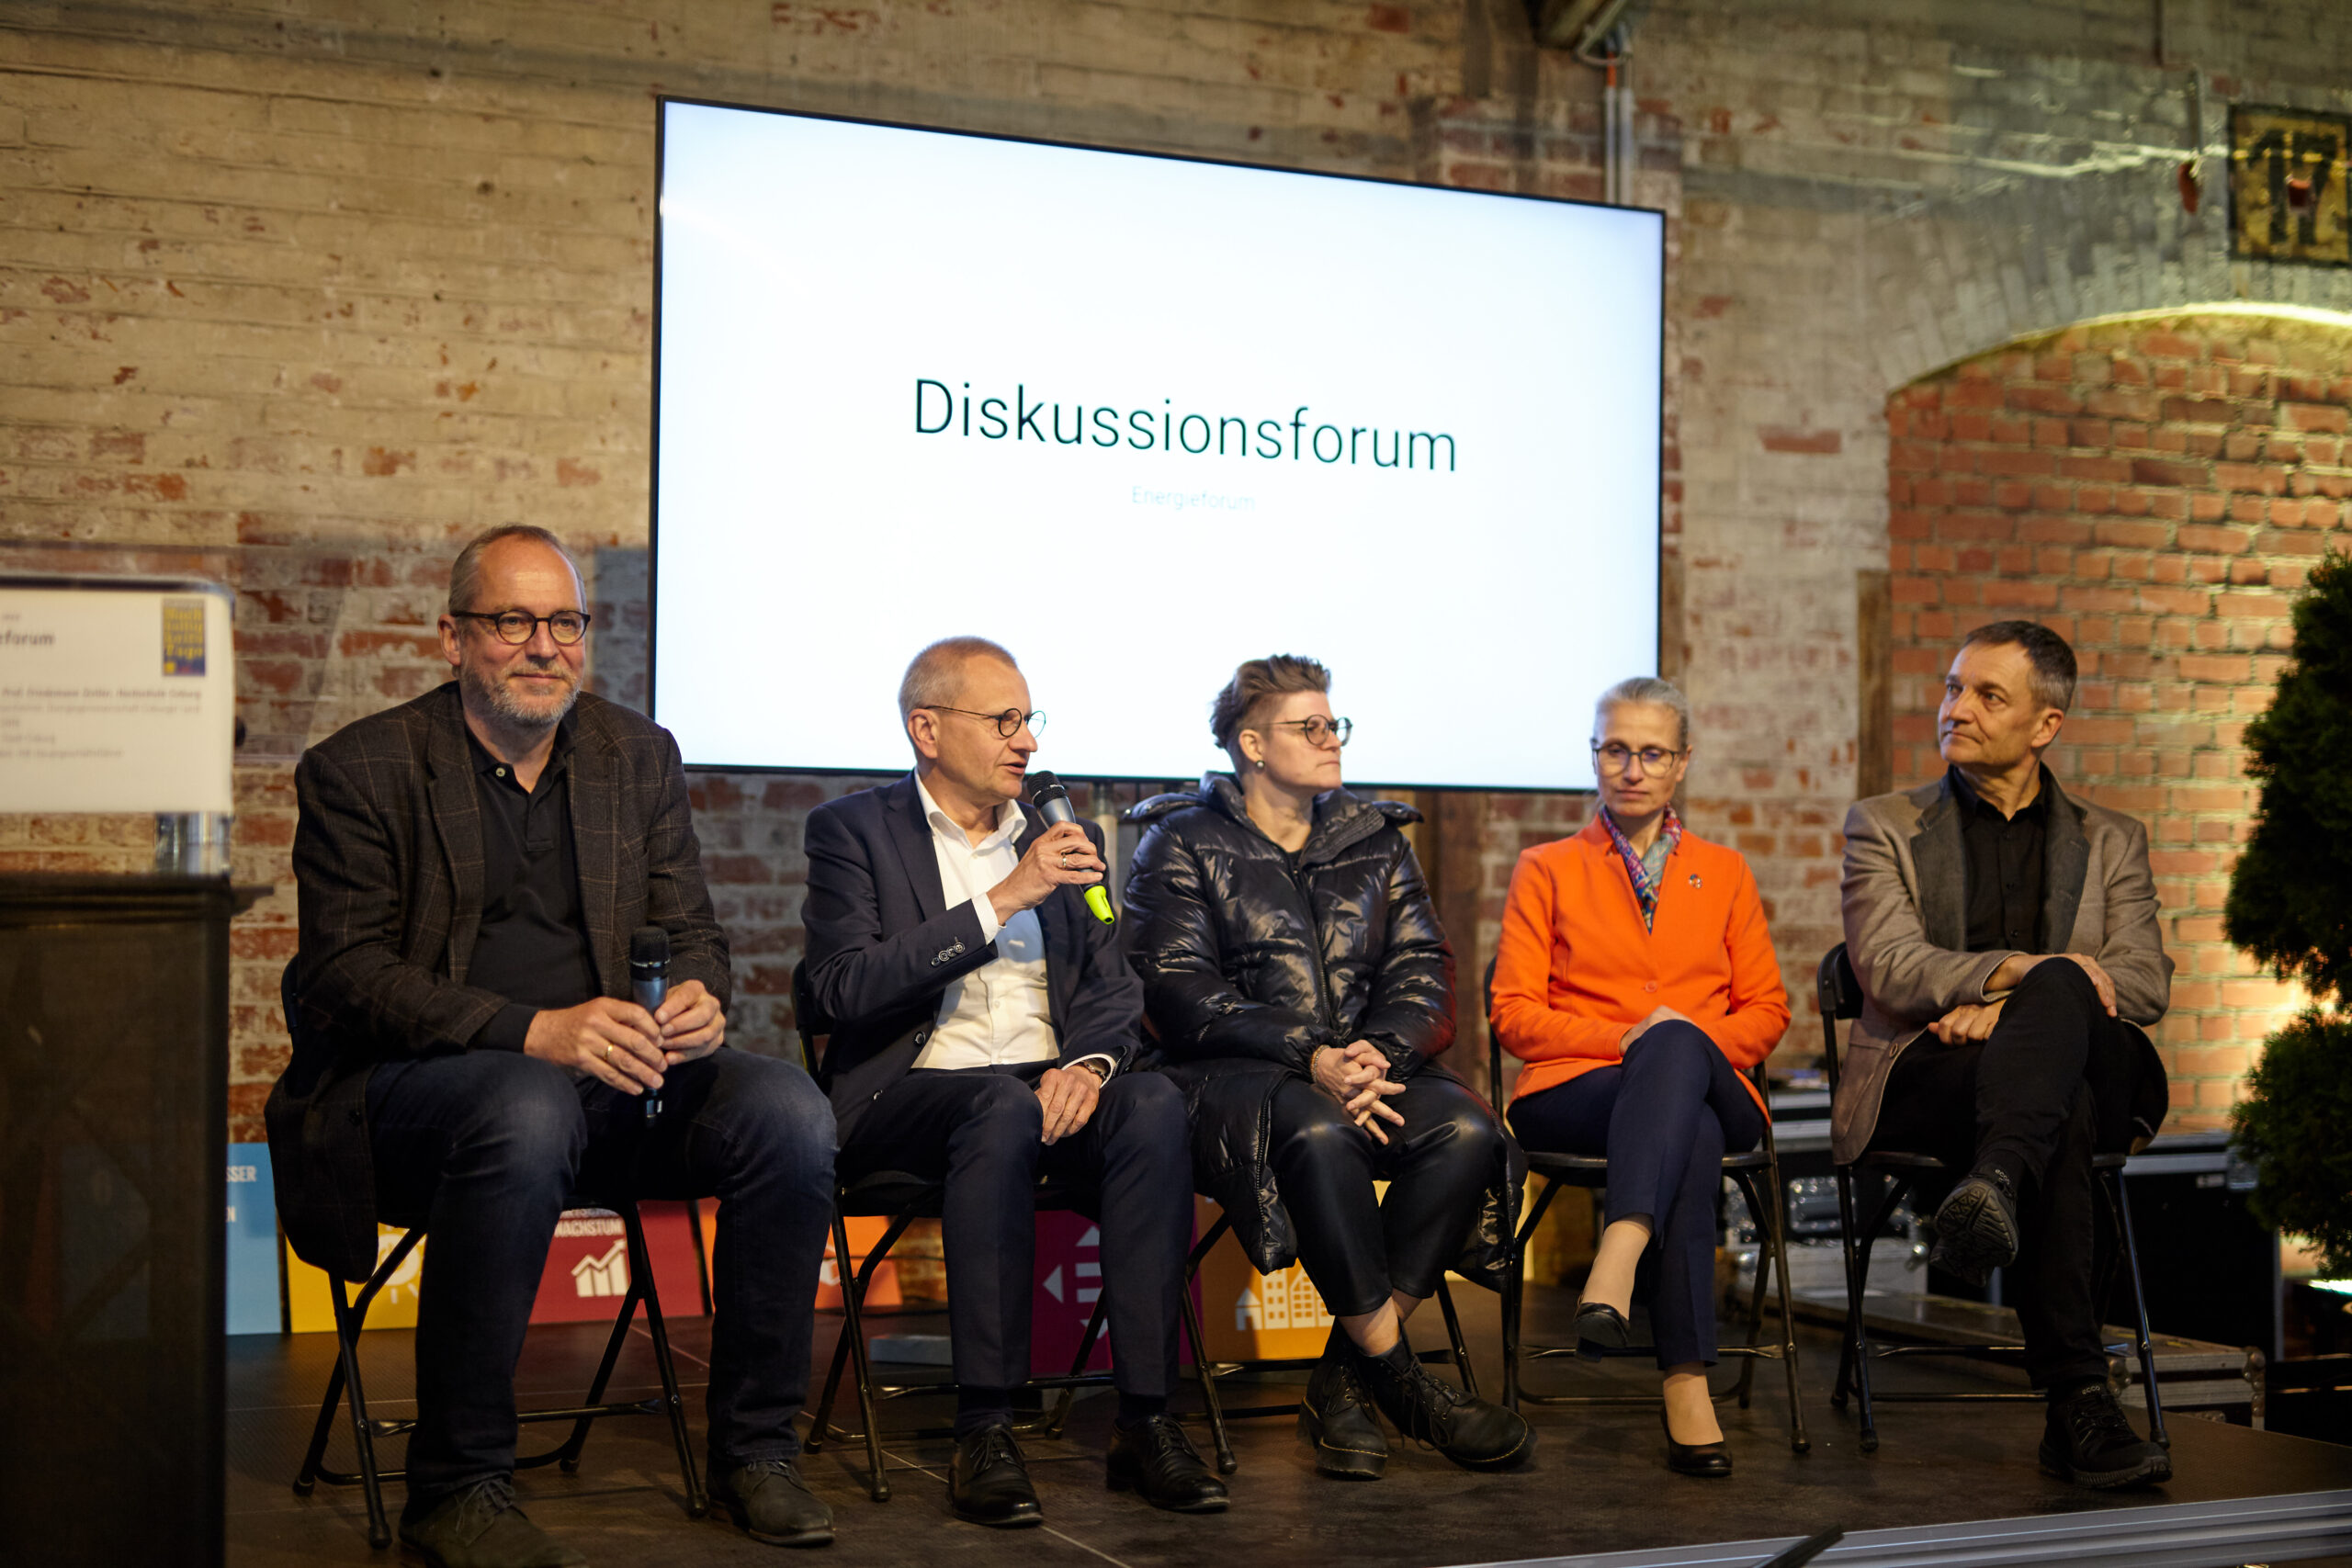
1122, 655, 1531, 1481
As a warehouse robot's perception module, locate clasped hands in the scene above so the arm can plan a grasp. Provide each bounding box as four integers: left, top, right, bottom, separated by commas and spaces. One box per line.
525, 978, 726, 1095
1927, 952, 2119, 1044
1313, 1041, 1407, 1144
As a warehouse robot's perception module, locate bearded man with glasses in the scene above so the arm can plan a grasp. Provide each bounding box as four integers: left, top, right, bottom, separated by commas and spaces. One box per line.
269, 525, 839, 1565
800, 637, 1224, 1528
1490, 676, 1791, 1479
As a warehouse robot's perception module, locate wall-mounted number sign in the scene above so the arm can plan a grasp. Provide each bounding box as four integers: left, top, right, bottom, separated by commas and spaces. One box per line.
2230, 104, 2350, 266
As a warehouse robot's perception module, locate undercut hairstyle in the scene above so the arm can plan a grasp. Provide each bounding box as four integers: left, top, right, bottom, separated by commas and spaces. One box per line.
1592, 675, 1691, 750
1211, 654, 1331, 757
447, 524, 581, 615
899, 636, 1019, 720
1962, 620, 2077, 712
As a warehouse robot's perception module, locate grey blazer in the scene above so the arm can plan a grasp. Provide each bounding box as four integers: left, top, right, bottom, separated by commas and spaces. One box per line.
1831, 770, 2172, 1165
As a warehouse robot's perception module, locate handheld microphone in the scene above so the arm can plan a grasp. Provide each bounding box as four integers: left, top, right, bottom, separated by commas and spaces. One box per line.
629, 925, 670, 1121
1027, 771, 1116, 926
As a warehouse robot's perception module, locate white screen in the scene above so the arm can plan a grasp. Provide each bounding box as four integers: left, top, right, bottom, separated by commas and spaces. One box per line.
653, 102, 1661, 790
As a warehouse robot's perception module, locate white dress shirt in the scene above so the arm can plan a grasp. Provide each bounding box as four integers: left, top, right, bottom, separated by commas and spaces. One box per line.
911, 774, 1114, 1078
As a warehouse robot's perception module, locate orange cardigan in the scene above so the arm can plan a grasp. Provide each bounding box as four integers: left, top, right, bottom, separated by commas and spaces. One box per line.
1491, 818, 1790, 1118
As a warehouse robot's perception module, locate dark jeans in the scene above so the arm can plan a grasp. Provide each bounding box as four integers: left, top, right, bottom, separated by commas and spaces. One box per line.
367, 1047, 836, 1512
1870, 956, 2148, 1387
1270, 1072, 1506, 1318
835, 1063, 1192, 1401
1506, 1021, 1763, 1370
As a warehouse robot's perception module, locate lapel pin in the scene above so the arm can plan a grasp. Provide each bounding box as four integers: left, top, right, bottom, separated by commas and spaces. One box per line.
1688, 874, 1703, 888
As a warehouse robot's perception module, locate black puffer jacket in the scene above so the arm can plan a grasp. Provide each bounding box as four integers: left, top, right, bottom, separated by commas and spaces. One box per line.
1121, 773, 1521, 1284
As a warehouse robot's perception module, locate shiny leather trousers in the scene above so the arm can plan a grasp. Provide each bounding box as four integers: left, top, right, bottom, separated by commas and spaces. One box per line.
1269, 1073, 1507, 1318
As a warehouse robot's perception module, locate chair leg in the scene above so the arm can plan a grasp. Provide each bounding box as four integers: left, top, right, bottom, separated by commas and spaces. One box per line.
2105, 1167, 2168, 1450
625, 1208, 707, 1517
292, 1340, 349, 1498
833, 1214, 894, 1503
1177, 1278, 1237, 1476
557, 1279, 638, 1473
1047, 1292, 1113, 1438
1759, 1159, 1809, 1454
332, 1279, 395, 1551
1500, 1235, 1524, 1414
1835, 1168, 1879, 1453
1730, 1173, 1768, 1411
1433, 1277, 1477, 1398
805, 1210, 863, 1454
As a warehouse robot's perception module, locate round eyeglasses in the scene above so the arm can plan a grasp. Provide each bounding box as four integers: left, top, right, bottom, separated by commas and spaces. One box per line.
452, 610, 591, 646
1591, 741, 1685, 774
920, 705, 1046, 739
1269, 716, 1352, 748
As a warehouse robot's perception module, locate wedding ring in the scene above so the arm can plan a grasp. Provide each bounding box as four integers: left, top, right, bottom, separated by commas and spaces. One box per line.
604, 1043, 614, 1061
1059, 852, 1071, 868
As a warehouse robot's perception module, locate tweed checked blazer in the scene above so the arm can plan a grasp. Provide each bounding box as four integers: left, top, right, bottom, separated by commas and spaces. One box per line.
265, 681, 730, 1280
1831, 768, 2172, 1166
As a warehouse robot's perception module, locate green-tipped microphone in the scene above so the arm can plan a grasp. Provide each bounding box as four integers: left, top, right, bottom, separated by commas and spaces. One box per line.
1027, 770, 1116, 926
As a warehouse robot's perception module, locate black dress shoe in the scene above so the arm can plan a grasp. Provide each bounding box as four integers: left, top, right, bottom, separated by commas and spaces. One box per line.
1299, 1333, 1388, 1479
710, 1457, 834, 1547
1659, 1405, 1732, 1478
2039, 1381, 2171, 1489
1355, 1337, 1536, 1472
1928, 1168, 2020, 1287
949, 1423, 1043, 1528
1106, 1414, 1230, 1513
1573, 1299, 1633, 1360
398, 1478, 586, 1568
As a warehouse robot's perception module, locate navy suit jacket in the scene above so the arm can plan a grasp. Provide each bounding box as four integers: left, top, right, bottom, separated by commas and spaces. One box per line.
801, 773, 1145, 1142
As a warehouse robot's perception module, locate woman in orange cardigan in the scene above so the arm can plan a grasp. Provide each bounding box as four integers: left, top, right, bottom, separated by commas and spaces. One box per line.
1491, 677, 1790, 1478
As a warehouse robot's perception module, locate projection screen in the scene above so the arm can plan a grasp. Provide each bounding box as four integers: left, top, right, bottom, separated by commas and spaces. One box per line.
652, 100, 1663, 791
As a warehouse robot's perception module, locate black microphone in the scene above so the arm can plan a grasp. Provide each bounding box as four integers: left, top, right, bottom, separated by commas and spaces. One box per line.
1027, 771, 1115, 926
630, 925, 670, 1121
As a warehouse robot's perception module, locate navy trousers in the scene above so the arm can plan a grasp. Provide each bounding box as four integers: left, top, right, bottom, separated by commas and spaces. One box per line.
1506, 1021, 1762, 1370
834, 1063, 1193, 1404
366, 1047, 836, 1513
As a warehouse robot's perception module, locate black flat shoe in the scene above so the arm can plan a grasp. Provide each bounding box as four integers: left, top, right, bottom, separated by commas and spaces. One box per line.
949, 1424, 1043, 1529
1573, 1300, 1632, 1359
1660, 1406, 1732, 1478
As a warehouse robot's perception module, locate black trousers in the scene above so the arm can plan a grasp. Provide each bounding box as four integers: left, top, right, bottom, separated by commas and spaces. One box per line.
834, 1063, 1193, 1401
1270, 1072, 1506, 1318
1869, 957, 2148, 1387
366, 1047, 836, 1512
1507, 1021, 1763, 1369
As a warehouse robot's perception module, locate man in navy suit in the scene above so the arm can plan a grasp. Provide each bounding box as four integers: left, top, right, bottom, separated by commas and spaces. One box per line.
801, 637, 1225, 1527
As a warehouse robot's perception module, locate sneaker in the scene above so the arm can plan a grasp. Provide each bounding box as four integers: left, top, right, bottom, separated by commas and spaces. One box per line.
1929, 1168, 2020, 1287
2039, 1381, 2171, 1489
397, 1478, 585, 1568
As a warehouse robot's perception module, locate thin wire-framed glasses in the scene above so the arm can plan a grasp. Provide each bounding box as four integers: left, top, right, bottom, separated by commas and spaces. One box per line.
1591, 741, 1685, 774
920, 705, 1046, 739
452, 610, 592, 646
1268, 716, 1352, 748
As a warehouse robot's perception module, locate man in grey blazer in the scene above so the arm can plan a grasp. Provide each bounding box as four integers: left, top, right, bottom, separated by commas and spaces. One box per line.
269, 525, 837, 1566
1838, 620, 2172, 1489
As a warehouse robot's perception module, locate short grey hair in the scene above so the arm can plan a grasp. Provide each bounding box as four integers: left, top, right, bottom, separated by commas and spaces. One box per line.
1593, 675, 1690, 750
1960, 620, 2077, 713
899, 636, 1018, 720
447, 524, 581, 615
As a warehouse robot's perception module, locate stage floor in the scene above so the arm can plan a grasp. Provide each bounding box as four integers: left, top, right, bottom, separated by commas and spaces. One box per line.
226, 1284, 2352, 1568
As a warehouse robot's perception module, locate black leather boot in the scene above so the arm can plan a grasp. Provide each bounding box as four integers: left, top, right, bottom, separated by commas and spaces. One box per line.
2040, 1380, 2171, 1489
1298, 1328, 1388, 1479
1355, 1337, 1535, 1472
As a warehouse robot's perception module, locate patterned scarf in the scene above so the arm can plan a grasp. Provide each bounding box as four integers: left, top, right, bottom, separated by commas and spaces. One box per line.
1600, 804, 1683, 932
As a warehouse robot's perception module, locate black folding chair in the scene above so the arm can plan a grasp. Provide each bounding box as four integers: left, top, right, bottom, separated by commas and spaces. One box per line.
279, 963, 705, 1549
1816, 942, 2167, 1453
1486, 956, 1809, 1451
290, 1201, 707, 1549
790, 963, 1230, 1497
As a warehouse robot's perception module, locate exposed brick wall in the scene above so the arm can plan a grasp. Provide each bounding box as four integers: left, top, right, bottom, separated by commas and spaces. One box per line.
1885, 310, 2351, 1127
7, 2, 2352, 1139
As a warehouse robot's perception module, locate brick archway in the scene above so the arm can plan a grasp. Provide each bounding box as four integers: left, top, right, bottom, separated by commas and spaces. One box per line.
1883, 306, 2352, 1127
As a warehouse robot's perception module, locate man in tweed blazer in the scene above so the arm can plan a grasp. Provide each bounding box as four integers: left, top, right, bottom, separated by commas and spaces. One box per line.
267, 525, 836, 1566
1838, 621, 2171, 1491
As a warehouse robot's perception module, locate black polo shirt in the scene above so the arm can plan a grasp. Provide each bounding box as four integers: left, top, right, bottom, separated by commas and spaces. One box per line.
1951, 764, 2050, 955
466, 721, 600, 1050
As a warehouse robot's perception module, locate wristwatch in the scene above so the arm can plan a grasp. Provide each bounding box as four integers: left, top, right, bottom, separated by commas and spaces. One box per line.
1073, 1057, 1113, 1085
